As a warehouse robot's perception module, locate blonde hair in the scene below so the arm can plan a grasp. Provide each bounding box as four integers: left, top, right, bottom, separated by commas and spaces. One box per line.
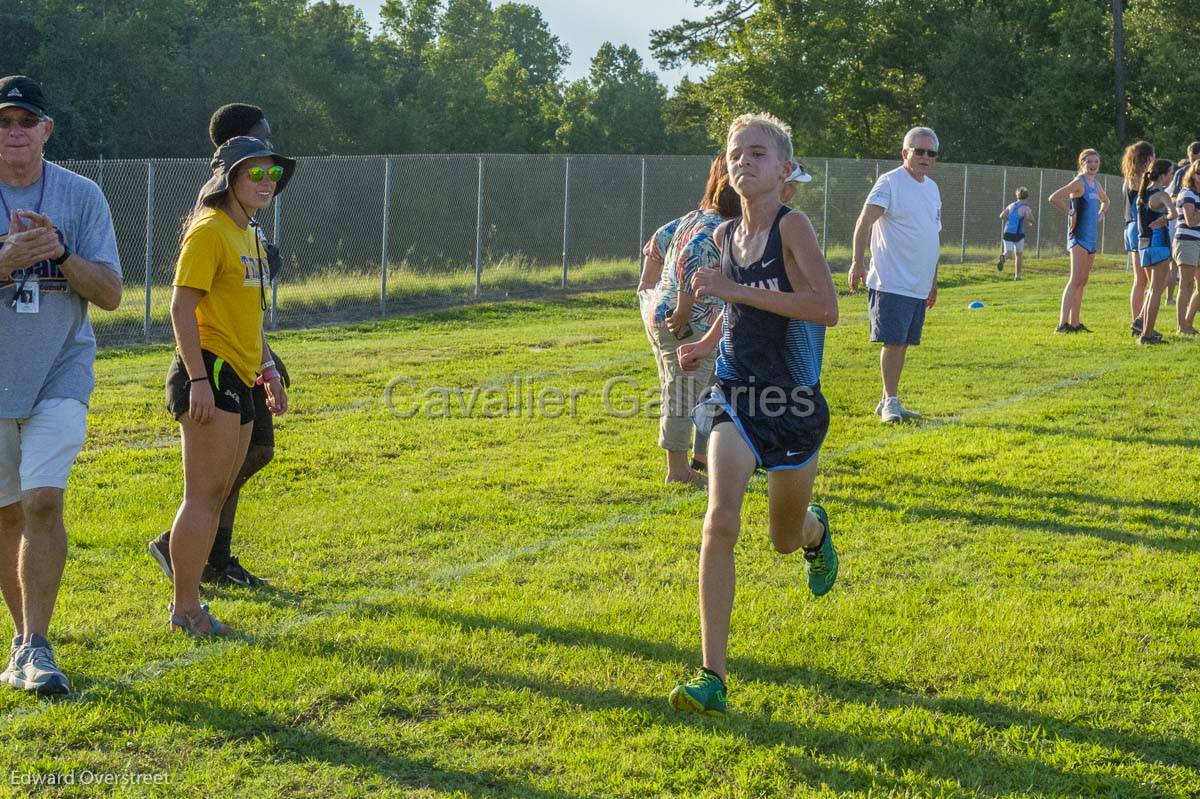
1184, 160, 1200, 193
727, 113, 794, 162
1077, 148, 1100, 173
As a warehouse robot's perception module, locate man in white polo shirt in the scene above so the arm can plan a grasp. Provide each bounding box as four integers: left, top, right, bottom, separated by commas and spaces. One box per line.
848, 127, 942, 423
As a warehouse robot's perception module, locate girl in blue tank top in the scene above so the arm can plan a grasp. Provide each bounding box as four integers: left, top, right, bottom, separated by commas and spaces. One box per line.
1048, 148, 1110, 333
997, 187, 1034, 279
667, 113, 839, 719
1134, 158, 1175, 344
1120, 141, 1155, 332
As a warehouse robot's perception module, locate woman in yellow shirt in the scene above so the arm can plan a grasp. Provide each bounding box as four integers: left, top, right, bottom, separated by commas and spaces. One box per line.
163, 137, 294, 635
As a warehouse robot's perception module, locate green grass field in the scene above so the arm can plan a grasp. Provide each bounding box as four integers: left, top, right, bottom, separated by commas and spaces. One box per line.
3, 254, 1199, 798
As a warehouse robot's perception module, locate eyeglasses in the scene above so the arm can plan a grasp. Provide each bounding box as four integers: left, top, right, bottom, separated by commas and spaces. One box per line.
0, 116, 41, 130
245, 165, 284, 183
910, 148, 938, 158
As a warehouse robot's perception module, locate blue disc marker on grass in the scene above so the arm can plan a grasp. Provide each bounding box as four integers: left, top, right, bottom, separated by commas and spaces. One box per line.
968, 300, 985, 309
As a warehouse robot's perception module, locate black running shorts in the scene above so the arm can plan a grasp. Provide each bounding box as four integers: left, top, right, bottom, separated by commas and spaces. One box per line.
708, 379, 829, 470
165, 349, 255, 425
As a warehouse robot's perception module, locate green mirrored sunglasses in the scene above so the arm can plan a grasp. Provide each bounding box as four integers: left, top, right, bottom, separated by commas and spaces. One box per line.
245, 165, 284, 183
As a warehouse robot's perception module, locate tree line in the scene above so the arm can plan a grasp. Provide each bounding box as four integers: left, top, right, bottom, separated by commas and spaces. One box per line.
655, 0, 1197, 170
3, 0, 1190, 168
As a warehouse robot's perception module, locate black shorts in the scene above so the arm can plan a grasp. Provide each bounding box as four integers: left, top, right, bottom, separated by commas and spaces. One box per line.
1002, 232, 1025, 242
249, 349, 289, 447
701, 380, 829, 471
165, 350, 255, 425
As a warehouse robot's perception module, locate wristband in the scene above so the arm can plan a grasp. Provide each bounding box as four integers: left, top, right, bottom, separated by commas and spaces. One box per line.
186, 376, 209, 385
256, 367, 281, 386
260, 359, 276, 370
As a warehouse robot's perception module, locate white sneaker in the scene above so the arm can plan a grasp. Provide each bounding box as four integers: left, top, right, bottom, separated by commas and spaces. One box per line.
878, 397, 921, 420
881, 396, 903, 423
10, 637, 70, 695
0, 636, 20, 687
896, 398, 923, 420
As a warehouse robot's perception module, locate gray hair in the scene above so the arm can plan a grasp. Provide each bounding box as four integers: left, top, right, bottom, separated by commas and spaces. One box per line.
903, 127, 939, 150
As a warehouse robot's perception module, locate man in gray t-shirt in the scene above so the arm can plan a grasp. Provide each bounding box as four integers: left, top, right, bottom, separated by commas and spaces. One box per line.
0, 75, 122, 695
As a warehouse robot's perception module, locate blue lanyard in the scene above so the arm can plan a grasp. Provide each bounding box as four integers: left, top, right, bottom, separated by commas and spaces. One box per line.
1, 167, 49, 307
0, 166, 48, 223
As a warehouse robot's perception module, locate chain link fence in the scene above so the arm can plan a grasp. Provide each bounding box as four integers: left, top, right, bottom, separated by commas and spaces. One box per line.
56, 154, 1123, 347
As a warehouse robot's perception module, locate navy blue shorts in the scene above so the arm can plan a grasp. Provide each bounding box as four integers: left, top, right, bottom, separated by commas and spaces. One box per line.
868, 288, 926, 346
695, 380, 829, 471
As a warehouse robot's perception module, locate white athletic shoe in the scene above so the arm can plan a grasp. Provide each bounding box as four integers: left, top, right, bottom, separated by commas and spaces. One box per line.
881, 396, 903, 423
10, 637, 70, 695
1, 636, 20, 687
878, 397, 921, 420
896, 398, 922, 420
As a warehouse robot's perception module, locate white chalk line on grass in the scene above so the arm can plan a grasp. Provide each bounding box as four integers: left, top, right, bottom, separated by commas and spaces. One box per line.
0, 356, 1129, 728
0, 492, 705, 728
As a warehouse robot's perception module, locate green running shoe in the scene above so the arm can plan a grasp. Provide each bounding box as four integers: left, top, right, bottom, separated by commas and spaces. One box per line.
669, 668, 727, 718
804, 504, 838, 597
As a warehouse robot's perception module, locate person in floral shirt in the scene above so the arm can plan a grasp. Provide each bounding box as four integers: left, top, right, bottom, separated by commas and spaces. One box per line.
638, 156, 739, 485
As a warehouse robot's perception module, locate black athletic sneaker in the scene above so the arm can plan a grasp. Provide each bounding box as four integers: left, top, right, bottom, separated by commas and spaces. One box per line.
204, 556, 266, 588
1131, 317, 1144, 336
148, 533, 173, 581
1055, 323, 1074, 334
1071, 323, 1092, 333
1139, 331, 1166, 345
996, 254, 1005, 271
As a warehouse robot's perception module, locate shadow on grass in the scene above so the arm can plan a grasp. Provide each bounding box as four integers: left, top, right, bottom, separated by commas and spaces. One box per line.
927, 474, 1200, 531
346, 603, 1192, 798
968, 418, 1200, 455
825, 484, 1200, 552
138, 695, 596, 799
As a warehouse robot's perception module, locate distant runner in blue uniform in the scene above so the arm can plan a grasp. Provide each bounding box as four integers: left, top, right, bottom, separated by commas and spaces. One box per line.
997, 187, 1035, 280
1135, 158, 1175, 344
1048, 148, 1109, 333
667, 113, 839, 719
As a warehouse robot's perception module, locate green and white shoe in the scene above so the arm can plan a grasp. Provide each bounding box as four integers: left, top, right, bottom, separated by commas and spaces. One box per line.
669, 668, 727, 718
804, 504, 839, 597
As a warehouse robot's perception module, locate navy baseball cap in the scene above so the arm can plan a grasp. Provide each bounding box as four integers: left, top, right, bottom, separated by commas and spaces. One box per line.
0, 76, 48, 118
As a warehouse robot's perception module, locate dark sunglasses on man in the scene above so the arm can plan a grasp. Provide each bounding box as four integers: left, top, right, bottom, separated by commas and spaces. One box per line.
910, 148, 939, 158
0, 115, 41, 130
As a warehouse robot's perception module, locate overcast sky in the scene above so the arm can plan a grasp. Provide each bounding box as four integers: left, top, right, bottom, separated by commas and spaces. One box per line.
348, 0, 709, 89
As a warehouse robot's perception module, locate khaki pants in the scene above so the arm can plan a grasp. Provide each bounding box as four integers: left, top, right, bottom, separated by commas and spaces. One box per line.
645, 320, 718, 452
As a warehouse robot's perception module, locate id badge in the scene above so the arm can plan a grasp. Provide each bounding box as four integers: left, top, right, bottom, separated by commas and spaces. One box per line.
14, 278, 39, 314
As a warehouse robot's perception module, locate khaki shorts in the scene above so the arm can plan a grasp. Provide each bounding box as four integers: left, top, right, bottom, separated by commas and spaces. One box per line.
0, 398, 88, 506
645, 319, 717, 452
1173, 238, 1200, 268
